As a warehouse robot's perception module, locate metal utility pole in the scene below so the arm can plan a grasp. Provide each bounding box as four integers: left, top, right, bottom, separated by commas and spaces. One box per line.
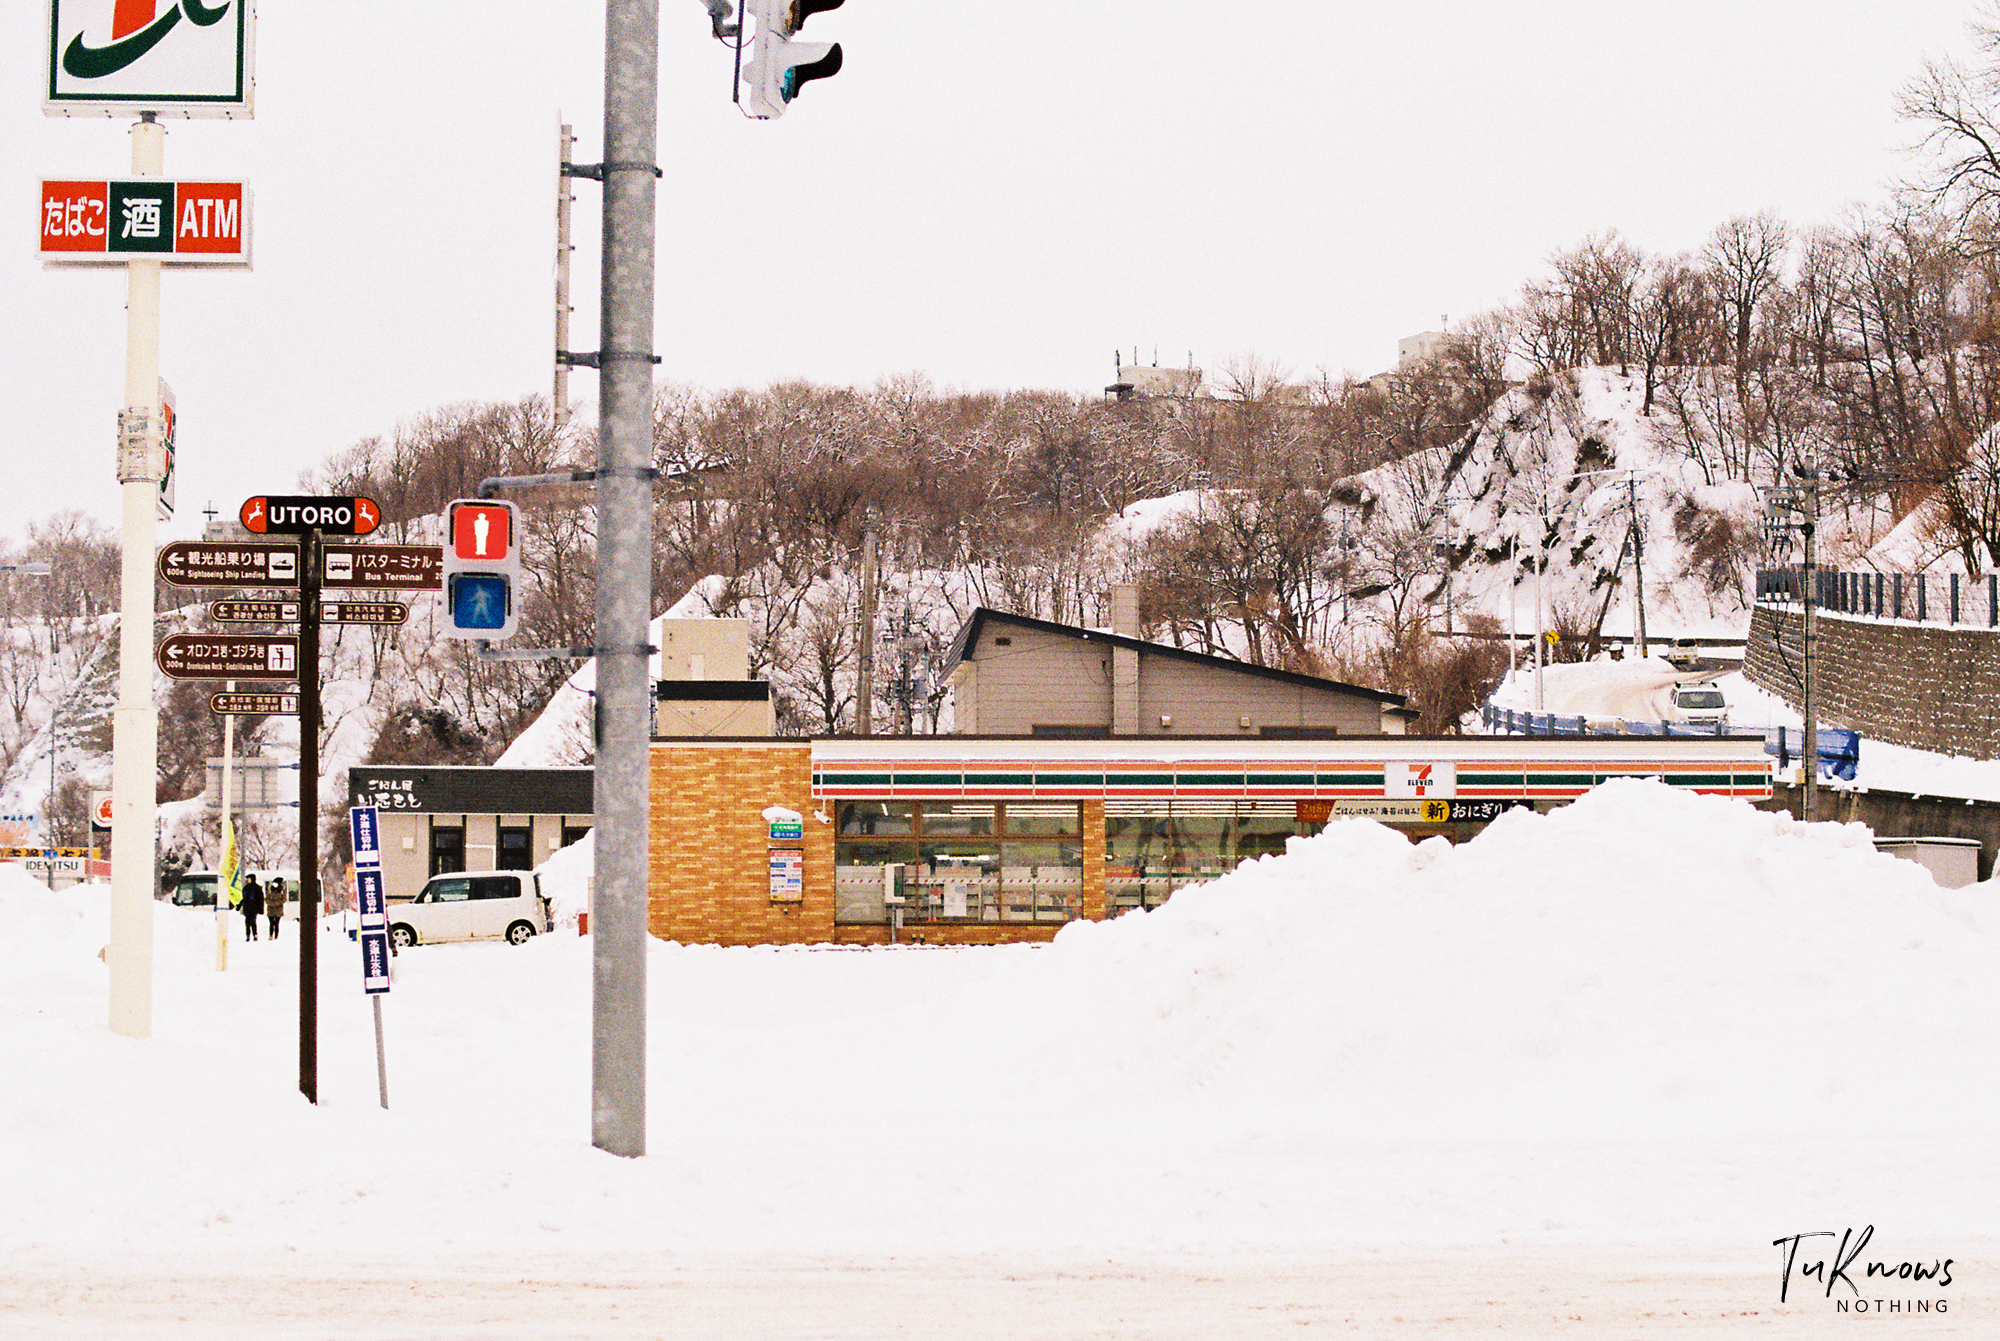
591, 0, 659, 1160
856, 512, 877, 734
298, 531, 322, 1103
554, 122, 576, 430
1533, 524, 1547, 711
108, 115, 165, 1040
1801, 486, 1819, 824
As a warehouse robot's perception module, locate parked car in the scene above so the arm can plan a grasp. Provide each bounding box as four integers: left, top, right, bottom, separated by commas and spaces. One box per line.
387, 871, 552, 948
1668, 683, 1728, 730
166, 868, 300, 909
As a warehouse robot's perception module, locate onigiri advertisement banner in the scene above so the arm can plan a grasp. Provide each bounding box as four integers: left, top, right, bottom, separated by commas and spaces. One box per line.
44, 0, 254, 117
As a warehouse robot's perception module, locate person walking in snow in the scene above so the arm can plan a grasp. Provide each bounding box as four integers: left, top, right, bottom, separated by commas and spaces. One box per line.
265, 876, 286, 940
241, 874, 264, 942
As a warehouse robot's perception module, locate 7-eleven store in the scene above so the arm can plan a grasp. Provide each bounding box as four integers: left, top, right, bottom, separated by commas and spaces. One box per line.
646, 736, 1773, 946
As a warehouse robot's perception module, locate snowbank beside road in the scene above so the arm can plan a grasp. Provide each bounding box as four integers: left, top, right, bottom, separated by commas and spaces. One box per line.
3, 781, 1996, 1267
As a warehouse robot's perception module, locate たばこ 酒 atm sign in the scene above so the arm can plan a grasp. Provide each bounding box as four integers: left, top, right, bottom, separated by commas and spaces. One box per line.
41, 180, 249, 266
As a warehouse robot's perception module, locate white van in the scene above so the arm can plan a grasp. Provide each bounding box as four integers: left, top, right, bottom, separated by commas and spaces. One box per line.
167, 868, 300, 909
387, 871, 552, 948
1669, 684, 1728, 730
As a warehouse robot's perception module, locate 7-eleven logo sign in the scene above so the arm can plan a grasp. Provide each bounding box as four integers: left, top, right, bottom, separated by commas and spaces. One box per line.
1386, 762, 1456, 799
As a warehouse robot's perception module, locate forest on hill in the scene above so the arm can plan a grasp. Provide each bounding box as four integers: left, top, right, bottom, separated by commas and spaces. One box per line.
12, 18, 2000, 851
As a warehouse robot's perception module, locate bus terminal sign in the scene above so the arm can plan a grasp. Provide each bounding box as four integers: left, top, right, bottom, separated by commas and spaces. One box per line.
41, 179, 249, 266
44, 0, 254, 118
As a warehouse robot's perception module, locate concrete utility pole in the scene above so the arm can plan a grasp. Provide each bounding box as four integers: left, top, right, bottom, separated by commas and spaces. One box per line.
107, 115, 165, 1039
1627, 474, 1648, 659
856, 511, 877, 734
592, 0, 659, 1159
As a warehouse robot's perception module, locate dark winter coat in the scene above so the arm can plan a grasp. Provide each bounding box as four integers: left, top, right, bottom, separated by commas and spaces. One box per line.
242, 881, 265, 919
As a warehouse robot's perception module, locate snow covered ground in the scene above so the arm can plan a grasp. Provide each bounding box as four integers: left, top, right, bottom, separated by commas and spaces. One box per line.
4, 780, 1996, 1335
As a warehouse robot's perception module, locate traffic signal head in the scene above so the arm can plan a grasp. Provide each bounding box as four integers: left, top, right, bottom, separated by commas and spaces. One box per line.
441, 499, 521, 641
742, 0, 844, 119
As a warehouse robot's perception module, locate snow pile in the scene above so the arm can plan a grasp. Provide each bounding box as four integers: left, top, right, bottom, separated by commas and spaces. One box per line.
1050, 783, 1994, 1146
536, 827, 592, 928
3, 783, 1997, 1267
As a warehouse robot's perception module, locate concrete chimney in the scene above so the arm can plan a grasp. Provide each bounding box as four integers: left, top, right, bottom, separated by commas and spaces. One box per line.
1109, 585, 1140, 735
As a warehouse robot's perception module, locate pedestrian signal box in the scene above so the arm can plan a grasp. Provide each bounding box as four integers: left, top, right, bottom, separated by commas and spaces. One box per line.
441, 499, 520, 640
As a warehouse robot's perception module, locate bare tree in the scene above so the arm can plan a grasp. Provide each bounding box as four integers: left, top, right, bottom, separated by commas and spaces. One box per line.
1901, 4, 2000, 228
1705, 212, 1790, 380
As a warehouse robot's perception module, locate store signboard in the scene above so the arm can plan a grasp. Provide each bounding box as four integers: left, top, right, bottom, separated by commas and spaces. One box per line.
45, 0, 255, 118
768, 849, 804, 902
40, 180, 250, 264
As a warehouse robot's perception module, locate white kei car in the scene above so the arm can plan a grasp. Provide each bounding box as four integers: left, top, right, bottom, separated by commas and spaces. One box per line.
388, 872, 552, 948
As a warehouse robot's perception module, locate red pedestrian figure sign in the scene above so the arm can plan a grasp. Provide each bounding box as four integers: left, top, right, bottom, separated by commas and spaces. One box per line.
451, 503, 513, 560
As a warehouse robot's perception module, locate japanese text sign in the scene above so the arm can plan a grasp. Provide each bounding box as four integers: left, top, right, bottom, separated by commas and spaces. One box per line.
40, 179, 248, 265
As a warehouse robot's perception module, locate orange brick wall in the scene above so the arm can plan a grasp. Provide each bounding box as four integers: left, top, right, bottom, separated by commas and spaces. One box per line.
648, 742, 834, 946
1080, 798, 1107, 920
649, 744, 1116, 946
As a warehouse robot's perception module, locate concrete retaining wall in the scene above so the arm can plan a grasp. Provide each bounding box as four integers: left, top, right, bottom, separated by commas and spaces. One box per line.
1745, 605, 2000, 759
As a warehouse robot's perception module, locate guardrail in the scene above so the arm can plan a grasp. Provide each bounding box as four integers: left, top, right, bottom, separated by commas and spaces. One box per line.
1479, 704, 1859, 780
1758, 566, 2000, 628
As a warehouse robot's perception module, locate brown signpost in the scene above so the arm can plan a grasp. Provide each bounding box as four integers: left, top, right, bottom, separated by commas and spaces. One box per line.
210, 691, 301, 716
321, 544, 443, 591
158, 541, 299, 588
320, 601, 409, 626
210, 599, 301, 623
156, 634, 299, 680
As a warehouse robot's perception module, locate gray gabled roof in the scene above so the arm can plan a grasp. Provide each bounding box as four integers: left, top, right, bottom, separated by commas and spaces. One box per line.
943, 607, 1408, 707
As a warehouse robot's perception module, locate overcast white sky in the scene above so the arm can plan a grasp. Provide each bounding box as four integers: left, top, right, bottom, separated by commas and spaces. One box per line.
1, 1, 1985, 545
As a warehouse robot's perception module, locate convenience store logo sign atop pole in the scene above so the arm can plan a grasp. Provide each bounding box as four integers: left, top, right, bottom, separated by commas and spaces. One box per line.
41, 180, 249, 266
45, 0, 254, 117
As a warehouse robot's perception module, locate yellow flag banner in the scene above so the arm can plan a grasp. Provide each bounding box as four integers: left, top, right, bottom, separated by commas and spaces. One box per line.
221, 819, 244, 909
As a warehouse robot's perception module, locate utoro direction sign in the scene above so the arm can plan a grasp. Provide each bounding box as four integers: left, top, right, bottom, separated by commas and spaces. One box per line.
210, 599, 299, 623
241, 495, 381, 536
157, 634, 297, 680
158, 540, 297, 588
211, 691, 300, 716
321, 601, 408, 626
321, 544, 442, 591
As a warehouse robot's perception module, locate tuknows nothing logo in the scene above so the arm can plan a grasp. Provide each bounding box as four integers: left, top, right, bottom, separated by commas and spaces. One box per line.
63, 0, 233, 79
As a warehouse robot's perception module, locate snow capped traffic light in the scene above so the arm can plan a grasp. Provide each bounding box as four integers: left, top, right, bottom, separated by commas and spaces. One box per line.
441, 499, 521, 641
741, 0, 844, 119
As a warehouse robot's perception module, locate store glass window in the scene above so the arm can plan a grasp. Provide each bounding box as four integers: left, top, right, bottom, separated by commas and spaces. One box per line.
1104, 801, 1308, 916
834, 801, 1081, 925
838, 802, 915, 837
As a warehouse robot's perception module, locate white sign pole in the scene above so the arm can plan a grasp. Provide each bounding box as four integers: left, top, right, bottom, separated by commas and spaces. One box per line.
216, 678, 234, 971
106, 114, 164, 1039
351, 805, 390, 1109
